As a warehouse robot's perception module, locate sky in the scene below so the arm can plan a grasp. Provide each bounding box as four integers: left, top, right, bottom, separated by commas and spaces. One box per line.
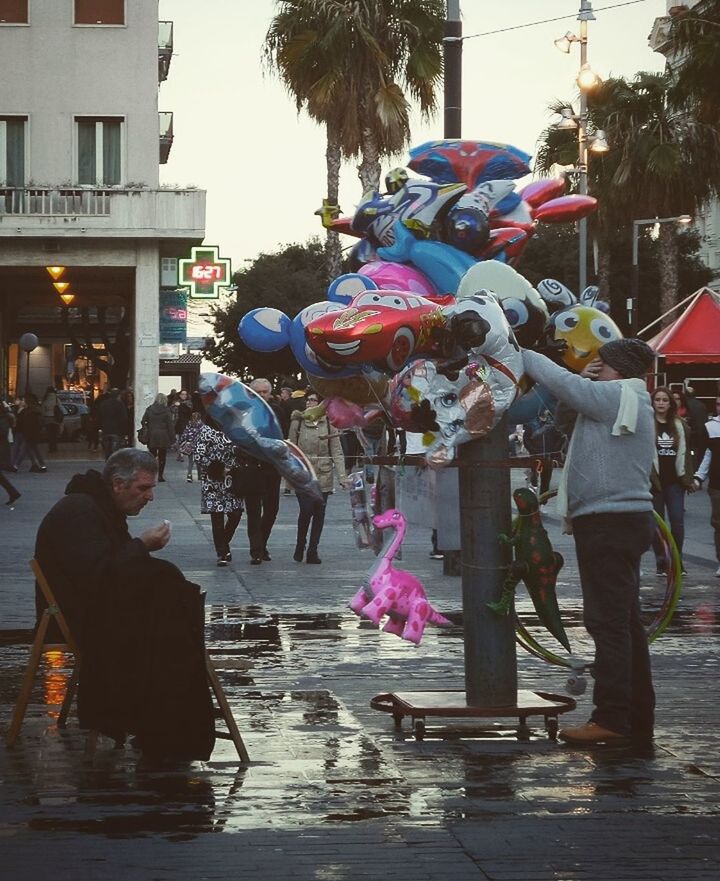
158, 0, 667, 272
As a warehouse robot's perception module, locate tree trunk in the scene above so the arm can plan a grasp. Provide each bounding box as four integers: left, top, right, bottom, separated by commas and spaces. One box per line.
324, 126, 342, 282
658, 222, 679, 327
358, 128, 382, 194
595, 230, 612, 303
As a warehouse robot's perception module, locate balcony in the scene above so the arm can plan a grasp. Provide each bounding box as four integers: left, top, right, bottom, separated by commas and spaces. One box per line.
159, 112, 174, 164
0, 186, 206, 243
158, 20, 173, 83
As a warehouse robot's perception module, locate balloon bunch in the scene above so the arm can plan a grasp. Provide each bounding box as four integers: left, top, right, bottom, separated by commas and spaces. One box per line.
237, 138, 617, 466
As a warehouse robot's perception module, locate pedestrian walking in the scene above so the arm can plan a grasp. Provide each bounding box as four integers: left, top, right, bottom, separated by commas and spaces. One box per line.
174, 389, 193, 461
11, 393, 47, 473
97, 388, 129, 460
41, 386, 62, 453
247, 378, 283, 557
684, 385, 709, 464
693, 394, 720, 577
178, 407, 203, 482
288, 393, 347, 564
522, 338, 657, 746
192, 419, 243, 566
0, 398, 14, 470
650, 387, 695, 576
0, 468, 20, 505
140, 393, 175, 481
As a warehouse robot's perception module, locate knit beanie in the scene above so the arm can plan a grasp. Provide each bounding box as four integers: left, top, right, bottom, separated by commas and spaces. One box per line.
598, 338, 654, 378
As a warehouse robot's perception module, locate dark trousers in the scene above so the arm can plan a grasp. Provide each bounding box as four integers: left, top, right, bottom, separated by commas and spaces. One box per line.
296, 492, 330, 553
573, 511, 656, 737
244, 472, 281, 558
709, 488, 720, 563
210, 509, 242, 557
243, 494, 265, 560
529, 455, 553, 497
46, 421, 60, 453
149, 447, 167, 479
102, 433, 122, 461
651, 483, 685, 565
0, 469, 18, 500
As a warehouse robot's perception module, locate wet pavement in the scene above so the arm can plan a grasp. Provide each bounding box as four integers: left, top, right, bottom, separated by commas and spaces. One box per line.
1, 452, 719, 880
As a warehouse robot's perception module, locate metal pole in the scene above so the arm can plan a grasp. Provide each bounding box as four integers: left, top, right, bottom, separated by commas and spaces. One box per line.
630, 221, 640, 335
443, 1, 516, 707
578, 12, 589, 293
459, 418, 517, 706
25, 350, 31, 396
444, 0, 462, 139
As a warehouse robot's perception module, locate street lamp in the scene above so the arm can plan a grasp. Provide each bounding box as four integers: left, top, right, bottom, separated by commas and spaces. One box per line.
554, 0, 601, 293
629, 214, 692, 335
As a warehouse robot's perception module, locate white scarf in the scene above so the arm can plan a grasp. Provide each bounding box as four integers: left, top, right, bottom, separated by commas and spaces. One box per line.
557, 378, 646, 532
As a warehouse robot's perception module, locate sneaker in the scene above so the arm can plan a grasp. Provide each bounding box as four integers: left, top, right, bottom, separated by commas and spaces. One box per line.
429, 552, 444, 560
250, 557, 262, 565
216, 557, 228, 567
262, 549, 271, 561
158, 477, 166, 482
715, 565, 720, 578
186, 475, 193, 483
224, 552, 232, 563
559, 721, 629, 746
681, 567, 687, 577
30, 465, 45, 473
655, 567, 665, 577
5, 492, 20, 507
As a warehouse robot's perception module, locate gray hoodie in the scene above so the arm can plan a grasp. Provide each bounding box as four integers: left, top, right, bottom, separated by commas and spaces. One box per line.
522, 350, 654, 520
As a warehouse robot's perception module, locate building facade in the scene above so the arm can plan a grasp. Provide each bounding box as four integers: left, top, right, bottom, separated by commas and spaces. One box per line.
0, 0, 205, 432
649, 0, 720, 283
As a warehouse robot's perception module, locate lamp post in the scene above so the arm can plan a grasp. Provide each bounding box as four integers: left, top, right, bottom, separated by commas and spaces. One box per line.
555, 1, 601, 293
629, 215, 692, 335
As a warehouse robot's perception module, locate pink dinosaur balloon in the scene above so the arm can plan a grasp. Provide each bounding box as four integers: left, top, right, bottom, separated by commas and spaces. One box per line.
349, 508, 451, 644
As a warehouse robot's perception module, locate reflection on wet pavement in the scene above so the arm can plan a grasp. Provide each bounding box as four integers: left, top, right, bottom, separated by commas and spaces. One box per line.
1, 599, 719, 853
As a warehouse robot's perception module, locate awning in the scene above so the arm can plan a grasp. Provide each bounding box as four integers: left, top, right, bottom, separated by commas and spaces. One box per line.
647, 288, 720, 364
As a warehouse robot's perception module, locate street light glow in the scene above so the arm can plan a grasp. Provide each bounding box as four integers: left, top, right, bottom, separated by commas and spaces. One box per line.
577, 63, 601, 91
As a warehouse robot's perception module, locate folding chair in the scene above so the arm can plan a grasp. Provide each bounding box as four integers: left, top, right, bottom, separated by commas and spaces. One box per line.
6, 560, 250, 764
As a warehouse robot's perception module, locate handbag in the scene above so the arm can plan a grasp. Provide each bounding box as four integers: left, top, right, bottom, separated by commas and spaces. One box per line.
137, 425, 148, 445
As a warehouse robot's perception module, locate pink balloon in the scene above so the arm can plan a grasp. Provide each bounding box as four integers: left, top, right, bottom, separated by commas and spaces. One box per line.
358, 261, 438, 297
534, 194, 598, 223
326, 397, 382, 430
518, 178, 566, 208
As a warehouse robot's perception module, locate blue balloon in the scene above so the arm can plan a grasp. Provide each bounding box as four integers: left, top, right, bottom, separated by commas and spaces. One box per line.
507, 384, 558, 424
377, 221, 475, 295
494, 190, 522, 216
327, 273, 378, 305
347, 239, 378, 270
238, 308, 291, 353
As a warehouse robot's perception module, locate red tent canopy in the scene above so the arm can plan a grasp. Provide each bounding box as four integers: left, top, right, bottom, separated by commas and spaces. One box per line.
648, 288, 720, 364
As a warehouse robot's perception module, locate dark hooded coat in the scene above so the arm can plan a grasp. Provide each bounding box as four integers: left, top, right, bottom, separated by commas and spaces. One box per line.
35, 470, 214, 759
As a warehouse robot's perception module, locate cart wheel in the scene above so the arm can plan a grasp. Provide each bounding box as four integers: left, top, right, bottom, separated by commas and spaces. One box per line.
517, 719, 531, 741
413, 719, 426, 741
546, 717, 559, 741
393, 713, 403, 731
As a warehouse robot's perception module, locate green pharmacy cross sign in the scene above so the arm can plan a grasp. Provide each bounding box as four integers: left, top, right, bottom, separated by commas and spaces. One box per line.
178, 245, 232, 300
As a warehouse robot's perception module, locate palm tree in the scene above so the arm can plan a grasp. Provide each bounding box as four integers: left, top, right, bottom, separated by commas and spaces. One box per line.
264, 0, 444, 278
535, 72, 720, 321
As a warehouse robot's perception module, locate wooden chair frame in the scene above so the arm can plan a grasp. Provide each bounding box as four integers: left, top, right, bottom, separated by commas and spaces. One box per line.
5, 560, 249, 764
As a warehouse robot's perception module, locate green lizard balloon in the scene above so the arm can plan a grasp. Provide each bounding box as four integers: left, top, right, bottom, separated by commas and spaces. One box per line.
488, 487, 571, 651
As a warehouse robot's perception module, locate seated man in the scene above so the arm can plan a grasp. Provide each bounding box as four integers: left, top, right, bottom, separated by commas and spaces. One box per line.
35, 448, 215, 760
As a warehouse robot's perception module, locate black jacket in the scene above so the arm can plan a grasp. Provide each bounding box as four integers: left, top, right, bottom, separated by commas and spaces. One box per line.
35, 470, 215, 759
35, 470, 148, 642
97, 396, 129, 436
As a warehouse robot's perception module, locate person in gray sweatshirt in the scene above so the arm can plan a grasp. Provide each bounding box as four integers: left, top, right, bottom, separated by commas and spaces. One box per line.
522, 338, 656, 746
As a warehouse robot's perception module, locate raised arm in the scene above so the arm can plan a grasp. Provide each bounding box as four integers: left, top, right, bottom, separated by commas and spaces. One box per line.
522, 350, 621, 422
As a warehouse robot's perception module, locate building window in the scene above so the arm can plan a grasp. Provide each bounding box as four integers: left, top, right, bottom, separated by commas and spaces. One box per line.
74, 0, 124, 26
76, 117, 122, 185
0, 1, 28, 24
0, 116, 26, 185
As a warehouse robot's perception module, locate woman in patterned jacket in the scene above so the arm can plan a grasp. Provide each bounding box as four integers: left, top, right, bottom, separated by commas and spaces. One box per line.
192, 417, 243, 567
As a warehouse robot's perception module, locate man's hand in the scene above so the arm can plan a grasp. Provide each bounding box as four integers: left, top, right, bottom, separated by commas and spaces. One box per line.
140, 521, 171, 551
580, 358, 603, 380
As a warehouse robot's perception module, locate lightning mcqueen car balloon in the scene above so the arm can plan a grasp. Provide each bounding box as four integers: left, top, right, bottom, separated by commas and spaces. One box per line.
304, 289, 453, 373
